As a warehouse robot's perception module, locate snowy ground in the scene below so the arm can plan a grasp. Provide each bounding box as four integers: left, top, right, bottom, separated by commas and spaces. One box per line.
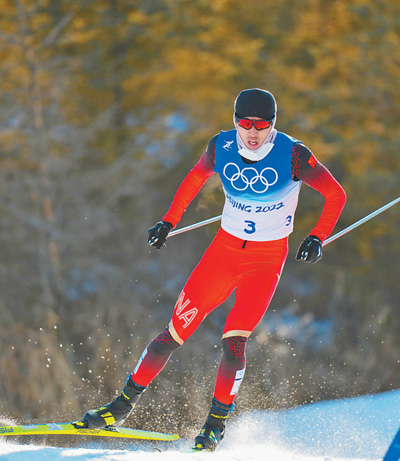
1, 389, 399, 460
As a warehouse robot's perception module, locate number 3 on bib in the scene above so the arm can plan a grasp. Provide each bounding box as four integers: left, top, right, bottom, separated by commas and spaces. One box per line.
244, 220, 256, 234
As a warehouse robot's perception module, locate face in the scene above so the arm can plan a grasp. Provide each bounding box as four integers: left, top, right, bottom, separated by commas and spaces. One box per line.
236, 117, 273, 150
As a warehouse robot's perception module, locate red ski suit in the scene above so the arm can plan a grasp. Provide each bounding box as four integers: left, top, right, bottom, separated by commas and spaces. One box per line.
164, 139, 346, 344
131, 136, 346, 405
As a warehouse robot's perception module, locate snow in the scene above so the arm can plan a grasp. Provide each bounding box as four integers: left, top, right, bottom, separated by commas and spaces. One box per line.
1, 389, 400, 460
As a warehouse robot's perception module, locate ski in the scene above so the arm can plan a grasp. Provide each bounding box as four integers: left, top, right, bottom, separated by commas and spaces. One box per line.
384, 426, 400, 461
0, 422, 179, 442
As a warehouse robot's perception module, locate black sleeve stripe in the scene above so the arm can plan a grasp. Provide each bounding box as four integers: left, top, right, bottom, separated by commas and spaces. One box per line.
206, 134, 219, 166
291, 142, 314, 180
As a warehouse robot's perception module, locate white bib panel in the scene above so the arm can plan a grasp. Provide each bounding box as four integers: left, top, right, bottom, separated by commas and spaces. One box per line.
221, 182, 301, 241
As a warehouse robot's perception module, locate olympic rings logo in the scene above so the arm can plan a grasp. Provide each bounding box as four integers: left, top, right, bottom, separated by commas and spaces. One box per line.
223, 163, 278, 193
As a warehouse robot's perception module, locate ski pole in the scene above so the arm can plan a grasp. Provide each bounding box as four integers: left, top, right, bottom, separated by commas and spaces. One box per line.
323, 196, 400, 246
169, 214, 222, 237
169, 196, 400, 241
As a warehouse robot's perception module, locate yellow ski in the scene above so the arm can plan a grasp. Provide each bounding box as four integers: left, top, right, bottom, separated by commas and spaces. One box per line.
0, 422, 179, 441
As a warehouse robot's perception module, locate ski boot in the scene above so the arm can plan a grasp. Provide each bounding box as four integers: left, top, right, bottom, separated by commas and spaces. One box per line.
193, 398, 234, 451
75, 377, 145, 429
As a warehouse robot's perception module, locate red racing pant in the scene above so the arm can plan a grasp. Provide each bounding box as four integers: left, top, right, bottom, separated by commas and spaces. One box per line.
131, 228, 288, 405
169, 228, 288, 343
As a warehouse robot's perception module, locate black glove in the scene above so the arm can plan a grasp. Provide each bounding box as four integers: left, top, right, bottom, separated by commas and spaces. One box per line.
148, 221, 173, 249
296, 235, 323, 264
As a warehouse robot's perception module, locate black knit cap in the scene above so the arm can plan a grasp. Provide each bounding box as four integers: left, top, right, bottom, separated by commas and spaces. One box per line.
234, 88, 277, 120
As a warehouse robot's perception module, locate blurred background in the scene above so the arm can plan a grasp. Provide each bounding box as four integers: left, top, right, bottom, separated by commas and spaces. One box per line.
0, 0, 399, 438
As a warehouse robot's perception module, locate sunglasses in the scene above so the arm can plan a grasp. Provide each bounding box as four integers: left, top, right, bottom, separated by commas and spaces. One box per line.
235, 116, 274, 131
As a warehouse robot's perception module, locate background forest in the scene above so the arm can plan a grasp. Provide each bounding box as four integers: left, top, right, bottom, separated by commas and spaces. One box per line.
0, 0, 399, 438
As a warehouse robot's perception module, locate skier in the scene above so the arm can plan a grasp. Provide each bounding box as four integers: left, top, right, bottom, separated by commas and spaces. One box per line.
75, 88, 346, 451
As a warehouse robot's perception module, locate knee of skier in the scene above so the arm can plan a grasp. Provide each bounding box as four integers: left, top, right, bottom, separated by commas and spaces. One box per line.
149, 327, 181, 356
221, 336, 248, 363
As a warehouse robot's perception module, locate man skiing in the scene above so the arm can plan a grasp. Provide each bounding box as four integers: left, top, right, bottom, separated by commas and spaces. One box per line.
75, 88, 346, 451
